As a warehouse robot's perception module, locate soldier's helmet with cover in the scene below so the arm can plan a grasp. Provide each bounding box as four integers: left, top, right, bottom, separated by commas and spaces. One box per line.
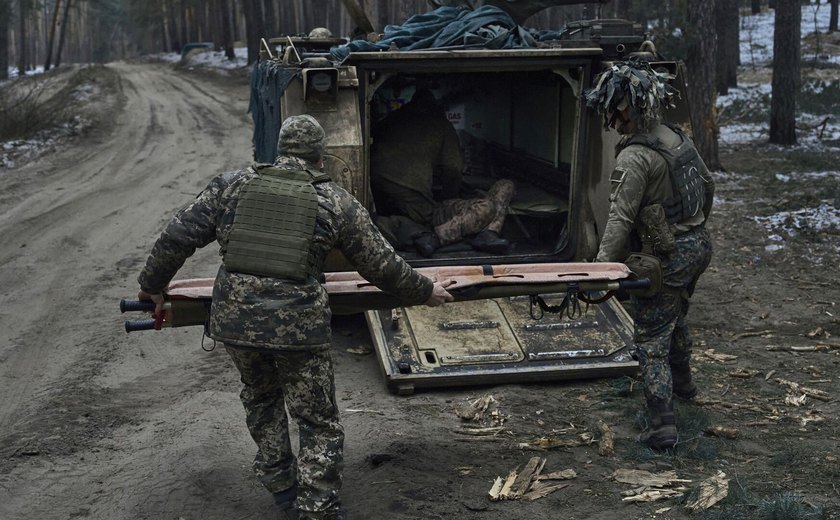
308, 27, 333, 39
278, 114, 326, 163
584, 58, 678, 131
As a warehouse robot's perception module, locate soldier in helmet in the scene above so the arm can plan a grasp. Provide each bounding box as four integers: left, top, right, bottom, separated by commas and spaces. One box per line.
137, 114, 454, 519
584, 60, 715, 450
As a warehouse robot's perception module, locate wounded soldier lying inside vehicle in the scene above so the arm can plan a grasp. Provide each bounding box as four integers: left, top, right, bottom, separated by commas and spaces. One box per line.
370, 88, 515, 257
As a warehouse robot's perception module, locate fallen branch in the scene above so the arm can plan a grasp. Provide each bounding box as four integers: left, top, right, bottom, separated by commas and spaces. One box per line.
733, 329, 773, 340
694, 398, 777, 414
766, 345, 829, 352
452, 426, 507, 436
775, 378, 832, 402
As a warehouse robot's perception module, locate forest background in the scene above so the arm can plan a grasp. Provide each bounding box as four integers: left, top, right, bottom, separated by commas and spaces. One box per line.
1, 0, 838, 164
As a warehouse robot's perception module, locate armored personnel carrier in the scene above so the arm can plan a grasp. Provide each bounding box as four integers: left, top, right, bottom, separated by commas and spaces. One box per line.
248, 0, 690, 394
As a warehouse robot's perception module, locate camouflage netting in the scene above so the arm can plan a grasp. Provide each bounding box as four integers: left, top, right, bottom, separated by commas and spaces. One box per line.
330, 5, 565, 62
584, 58, 678, 130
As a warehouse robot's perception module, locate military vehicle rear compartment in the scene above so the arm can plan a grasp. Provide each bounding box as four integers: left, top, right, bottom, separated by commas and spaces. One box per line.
361, 62, 586, 265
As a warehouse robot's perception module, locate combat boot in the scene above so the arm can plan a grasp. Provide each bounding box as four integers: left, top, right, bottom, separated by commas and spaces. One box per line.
413, 232, 441, 257
638, 397, 678, 450
298, 508, 346, 520
273, 484, 298, 510
670, 354, 698, 400
471, 230, 510, 254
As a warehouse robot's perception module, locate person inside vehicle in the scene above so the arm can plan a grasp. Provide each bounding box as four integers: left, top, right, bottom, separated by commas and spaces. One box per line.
585, 59, 714, 451
136, 114, 454, 519
370, 88, 515, 257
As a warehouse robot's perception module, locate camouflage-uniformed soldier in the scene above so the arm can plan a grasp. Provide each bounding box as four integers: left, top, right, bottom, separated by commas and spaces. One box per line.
137, 115, 454, 519
585, 60, 715, 450
371, 89, 515, 257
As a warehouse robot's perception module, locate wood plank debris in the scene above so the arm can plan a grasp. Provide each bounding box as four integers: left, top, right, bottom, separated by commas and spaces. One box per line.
488, 457, 576, 502
535, 469, 577, 481
685, 471, 729, 512
456, 395, 497, 421
523, 482, 570, 501
507, 457, 545, 499
612, 469, 691, 503
597, 420, 615, 457
611, 469, 690, 487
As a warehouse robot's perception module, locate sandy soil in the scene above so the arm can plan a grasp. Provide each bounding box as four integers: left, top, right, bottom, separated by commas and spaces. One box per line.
0, 62, 838, 520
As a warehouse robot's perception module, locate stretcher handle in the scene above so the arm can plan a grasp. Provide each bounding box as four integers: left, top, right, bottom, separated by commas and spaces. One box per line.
125, 319, 157, 333
120, 299, 156, 313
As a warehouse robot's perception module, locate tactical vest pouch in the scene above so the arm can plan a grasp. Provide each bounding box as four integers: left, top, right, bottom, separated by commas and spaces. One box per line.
224, 166, 323, 281
640, 204, 676, 255
623, 252, 663, 298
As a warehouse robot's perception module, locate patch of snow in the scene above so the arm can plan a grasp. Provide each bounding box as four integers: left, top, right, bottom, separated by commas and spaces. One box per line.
6, 66, 46, 79
151, 52, 182, 63
754, 202, 840, 237
765, 244, 785, 252
740, 3, 837, 67
0, 116, 88, 171
186, 47, 248, 69
73, 81, 100, 102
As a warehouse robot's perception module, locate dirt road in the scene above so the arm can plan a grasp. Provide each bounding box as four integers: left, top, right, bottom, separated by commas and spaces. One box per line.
1, 62, 838, 520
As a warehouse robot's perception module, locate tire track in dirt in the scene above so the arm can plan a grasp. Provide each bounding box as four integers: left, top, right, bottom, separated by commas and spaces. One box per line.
0, 61, 252, 513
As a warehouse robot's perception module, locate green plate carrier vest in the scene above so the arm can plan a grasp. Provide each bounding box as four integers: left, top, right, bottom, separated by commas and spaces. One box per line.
224, 164, 330, 281
623, 124, 706, 224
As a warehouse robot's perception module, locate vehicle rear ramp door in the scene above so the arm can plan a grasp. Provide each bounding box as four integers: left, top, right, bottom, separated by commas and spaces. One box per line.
366, 295, 637, 395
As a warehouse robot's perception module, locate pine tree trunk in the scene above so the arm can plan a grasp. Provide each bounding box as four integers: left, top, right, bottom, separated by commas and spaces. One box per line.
241, 0, 263, 64
179, 0, 189, 47
830, 0, 838, 31
58, 0, 75, 64
769, 0, 800, 145
44, 0, 62, 71
752, 0, 762, 14
262, 0, 276, 37
685, 0, 721, 169
716, 0, 739, 94
220, 0, 235, 60
0, 0, 9, 80
17, 0, 26, 73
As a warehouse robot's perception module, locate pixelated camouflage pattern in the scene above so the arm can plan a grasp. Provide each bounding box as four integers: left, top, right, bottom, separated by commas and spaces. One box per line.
631, 227, 712, 400
226, 346, 344, 516
596, 122, 714, 262
137, 154, 433, 350
278, 115, 326, 163
434, 179, 515, 244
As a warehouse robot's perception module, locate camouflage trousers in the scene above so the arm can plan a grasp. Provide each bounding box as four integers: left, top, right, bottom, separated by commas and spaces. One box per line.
225, 346, 344, 516
631, 227, 713, 401
433, 179, 515, 244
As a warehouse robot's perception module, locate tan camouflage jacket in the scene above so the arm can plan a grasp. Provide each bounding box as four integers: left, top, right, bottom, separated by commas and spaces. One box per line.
596, 122, 715, 262
370, 104, 464, 224
138, 155, 433, 350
